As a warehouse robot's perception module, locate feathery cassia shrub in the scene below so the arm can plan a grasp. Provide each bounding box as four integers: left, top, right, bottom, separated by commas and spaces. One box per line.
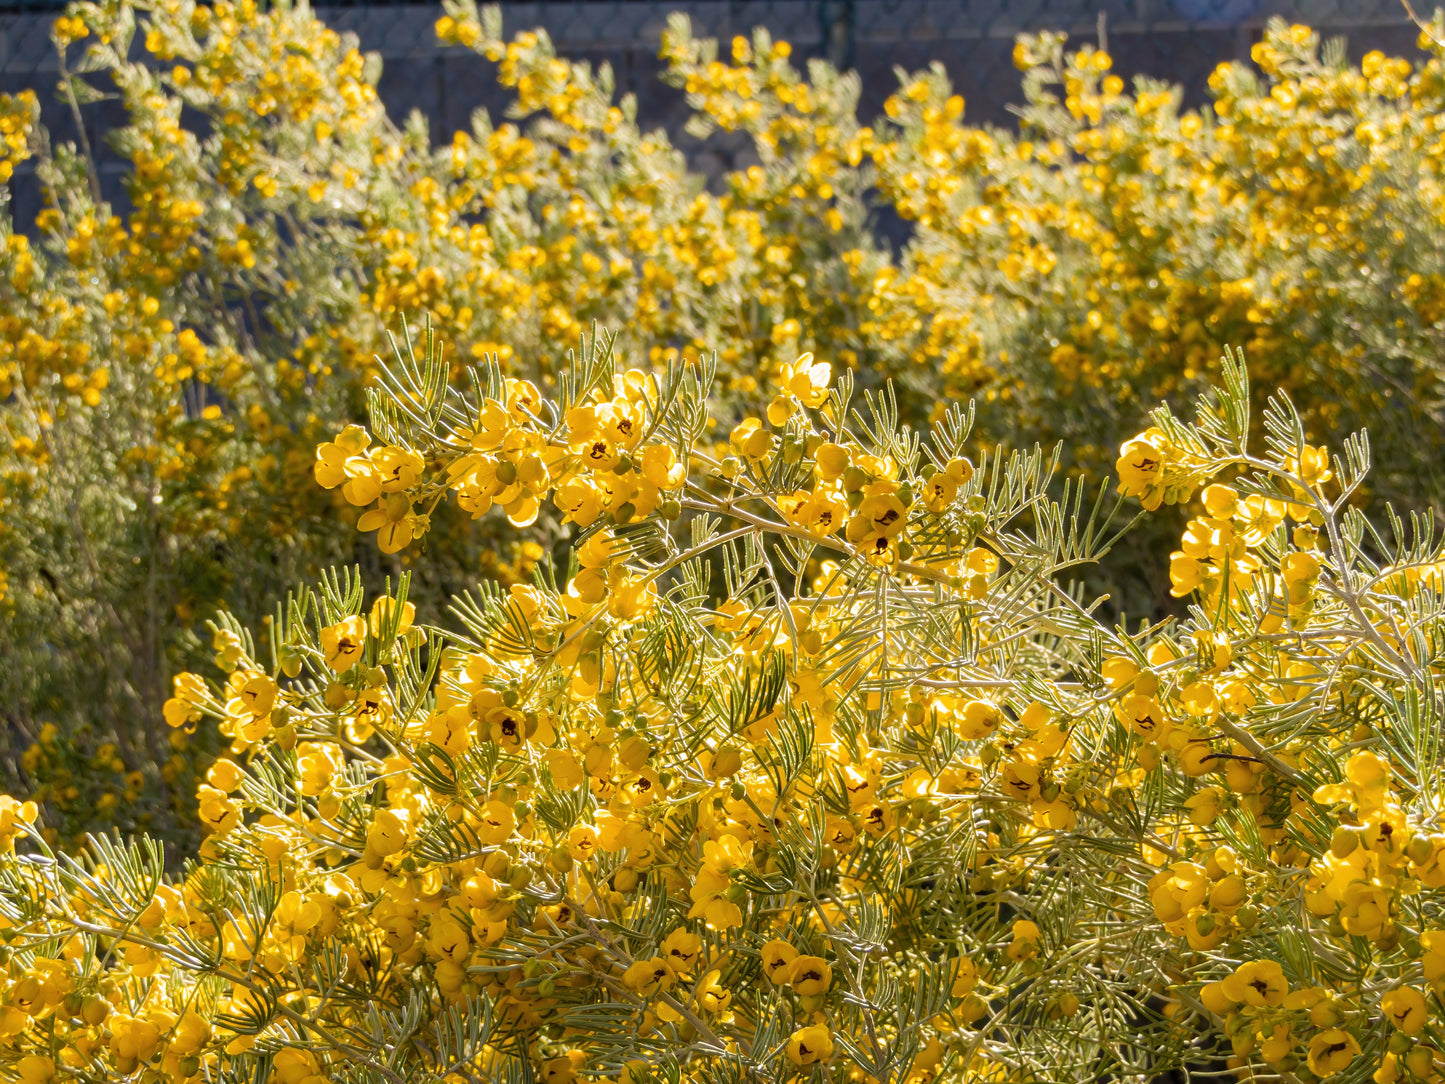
11, 1, 1445, 866
4, 334, 1445, 1082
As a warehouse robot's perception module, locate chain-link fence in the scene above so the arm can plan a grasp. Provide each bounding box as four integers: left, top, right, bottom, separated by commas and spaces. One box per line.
370, 0, 1419, 129
0, 0, 1426, 220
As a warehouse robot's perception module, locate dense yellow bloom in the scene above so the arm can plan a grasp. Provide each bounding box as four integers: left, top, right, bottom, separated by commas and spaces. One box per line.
10, 2, 1445, 1079
12, 0, 1445, 864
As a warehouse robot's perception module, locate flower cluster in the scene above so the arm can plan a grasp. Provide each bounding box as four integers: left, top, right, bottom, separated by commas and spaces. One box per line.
0, 91, 36, 185
7, 4, 1445, 1075
1, 337, 1444, 1083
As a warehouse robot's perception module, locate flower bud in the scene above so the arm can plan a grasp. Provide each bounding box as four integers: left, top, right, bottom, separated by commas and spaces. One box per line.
1408, 835, 1436, 866
1330, 825, 1361, 859
483, 851, 511, 880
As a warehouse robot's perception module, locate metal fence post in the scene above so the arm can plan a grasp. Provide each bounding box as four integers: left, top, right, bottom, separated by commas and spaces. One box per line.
819, 0, 857, 71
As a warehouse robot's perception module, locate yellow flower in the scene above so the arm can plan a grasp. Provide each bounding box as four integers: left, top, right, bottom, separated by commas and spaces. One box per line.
314, 425, 370, 488
622, 956, 674, 997
1223, 960, 1288, 1008
661, 929, 703, 973
957, 700, 1001, 740
698, 969, 732, 1013
540, 1052, 584, 1084
475, 799, 516, 845
640, 443, 685, 489
1006, 919, 1041, 961
785, 1023, 834, 1067
787, 955, 832, 995
1116, 428, 1169, 509
17, 1055, 55, 1084
372, 446, 425, 493
1382, 986, 1429, 1036
846, 486, 909, 543
1148, 862, 1208, 923
760, 939, 798, 984
1199, 980, 1236, 1015
1306, 1028, 1360, 1077
778, 352, 831, 408
320, 615, 367, 672
366, 809, 408, 857
369, 596, 417, 638
815, 442, 850, 480
1422, 930, 1445, 982
169, 1010, 212, 1056
951, 957, 977, 997
234, 671, 277, 717
357, 493, 420, 553
1184, 787, 1223, 826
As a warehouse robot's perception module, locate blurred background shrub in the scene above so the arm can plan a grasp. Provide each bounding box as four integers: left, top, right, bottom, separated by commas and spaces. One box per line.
4, 0, 1445, 848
